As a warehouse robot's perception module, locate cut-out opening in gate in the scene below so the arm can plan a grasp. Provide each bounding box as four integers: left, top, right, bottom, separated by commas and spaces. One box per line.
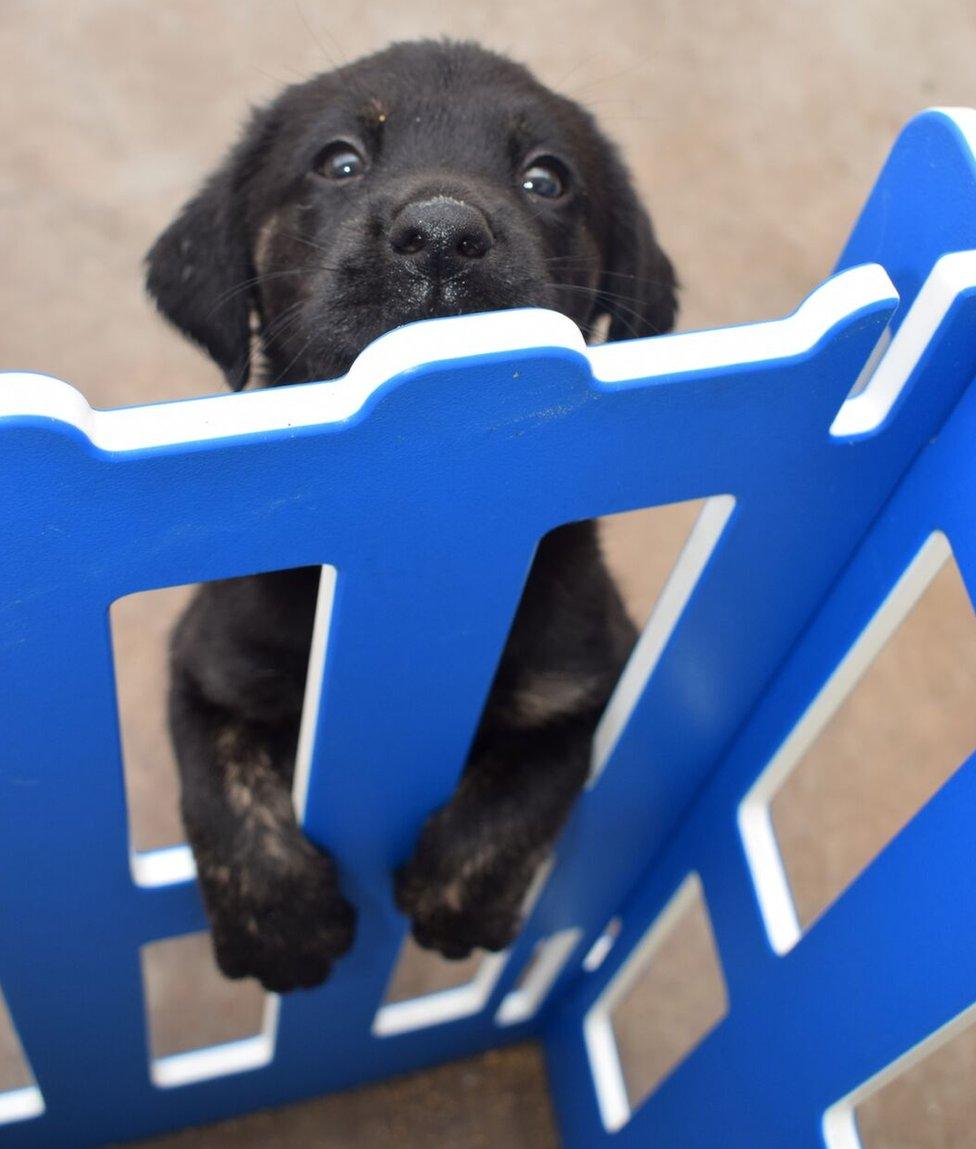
376, 857, 557, 1038
141, 931, 277, 1088
824, 1000, 976, 1149
373, 936, 509, 1038
582, 917, 622, 974
584, 874, 728, 1133
110, 565, 335, 889
373, 495, 732, 1041
0, 984, 43, 1126
740, 532, 976, 954
593, 496, 735, 785
495, 929, 582, 1027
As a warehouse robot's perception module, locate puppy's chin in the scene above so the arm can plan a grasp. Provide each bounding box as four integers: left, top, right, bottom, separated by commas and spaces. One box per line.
263, 274, 554, 388
395, 274, 550, 322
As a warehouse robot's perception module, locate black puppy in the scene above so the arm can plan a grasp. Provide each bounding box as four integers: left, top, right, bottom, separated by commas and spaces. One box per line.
147, 40, 676, 992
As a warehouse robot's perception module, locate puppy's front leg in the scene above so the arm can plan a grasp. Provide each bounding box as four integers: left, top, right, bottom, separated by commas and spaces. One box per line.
171, 678, 355, 992
396, 521, 633, 960
395, 717, 593, 959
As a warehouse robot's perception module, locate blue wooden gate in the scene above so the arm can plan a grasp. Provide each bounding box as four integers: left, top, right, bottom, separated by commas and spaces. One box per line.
1, 108, 975, 1148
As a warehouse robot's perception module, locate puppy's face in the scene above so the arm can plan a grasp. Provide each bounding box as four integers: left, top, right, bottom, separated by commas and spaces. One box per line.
147, 41, 676, 389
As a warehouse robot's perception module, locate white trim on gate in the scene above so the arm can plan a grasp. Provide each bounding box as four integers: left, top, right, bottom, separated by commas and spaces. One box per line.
0, 264, 894, 452
0, 1086, 44, 1126
823, 997, 976, 1149
587, 264, 894, 384
372, 951, 509, 1039
583, 873, 713, 1133
292, 565, 339, 825
0, 310, 584, 449
589, 495, 736, 786
150, 994, 280, 1089
831, 249, 976, 436
738, 531, 951, 956
495, 928, 583, 1027
129, 563, 338, 890
373, 858, 556, 1038
132, 843, 196, 888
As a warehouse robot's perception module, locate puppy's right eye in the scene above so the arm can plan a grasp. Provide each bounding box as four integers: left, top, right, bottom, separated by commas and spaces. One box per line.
313, 141, 367, 181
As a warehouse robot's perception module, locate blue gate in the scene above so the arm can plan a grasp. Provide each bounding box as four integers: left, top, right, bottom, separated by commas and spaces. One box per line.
1, 108, 975, 1148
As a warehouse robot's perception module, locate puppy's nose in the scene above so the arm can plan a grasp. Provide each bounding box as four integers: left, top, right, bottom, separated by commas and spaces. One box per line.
389, 197, 493, 279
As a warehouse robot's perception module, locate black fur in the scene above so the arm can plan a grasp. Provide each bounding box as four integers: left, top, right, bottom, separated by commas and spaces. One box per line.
147, 40, 676, 991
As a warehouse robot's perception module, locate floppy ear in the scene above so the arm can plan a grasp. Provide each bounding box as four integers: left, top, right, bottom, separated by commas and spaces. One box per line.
145, 111, 271, 390
597, 160, 678, 343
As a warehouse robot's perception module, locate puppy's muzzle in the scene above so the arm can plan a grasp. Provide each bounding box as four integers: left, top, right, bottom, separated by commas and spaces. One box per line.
389, 197, 493, 281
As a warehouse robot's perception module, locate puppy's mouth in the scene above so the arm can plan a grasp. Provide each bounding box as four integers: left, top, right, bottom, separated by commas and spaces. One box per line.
392, 266, 539, 321
321, 248, 549, 346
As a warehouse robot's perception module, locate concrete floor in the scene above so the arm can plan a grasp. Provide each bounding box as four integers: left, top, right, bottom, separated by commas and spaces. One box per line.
2, 2, 976, 1146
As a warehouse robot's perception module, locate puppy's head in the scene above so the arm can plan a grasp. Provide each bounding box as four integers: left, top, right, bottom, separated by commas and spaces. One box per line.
147, 40, 677, 390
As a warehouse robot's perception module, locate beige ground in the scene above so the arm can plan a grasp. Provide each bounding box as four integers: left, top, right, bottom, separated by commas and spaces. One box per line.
2, 2, 976, 1146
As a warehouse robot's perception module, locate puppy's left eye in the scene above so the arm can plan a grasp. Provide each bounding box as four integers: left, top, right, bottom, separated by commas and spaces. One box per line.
520, 157, 568, 199
313, 141, 367, 181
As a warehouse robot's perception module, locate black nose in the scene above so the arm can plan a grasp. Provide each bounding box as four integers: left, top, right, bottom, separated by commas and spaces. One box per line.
389, 197, 493, 279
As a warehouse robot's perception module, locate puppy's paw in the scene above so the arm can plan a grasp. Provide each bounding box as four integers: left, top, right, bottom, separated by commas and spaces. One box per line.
394, 812, 532, 960
202, 840, 356, 993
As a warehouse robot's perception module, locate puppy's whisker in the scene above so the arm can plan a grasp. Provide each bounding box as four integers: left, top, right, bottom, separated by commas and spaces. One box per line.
208, 268, 315, 311
267, 333, 315, 389
518, 197, 575, 232
250, 63, 308, 88
561, 57, 654, 99
291, 1, 373, 109
545, 256, 674, 283
291, 0, 342, 71
590, 112, 671, 127
564, 97, 637, 110
550, 51, 607, 91
260, 300, 307, 345
262, 316, 306, 352
546, 262, 679, 294
278, 231, 346, 264
547, 282, 651, 338
551, 279, 673, 311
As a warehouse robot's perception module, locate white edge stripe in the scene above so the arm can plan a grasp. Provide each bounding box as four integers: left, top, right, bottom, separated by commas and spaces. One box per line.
0, 1086, 45, 1125
495, 927, 583, 1027
150, 994, 280, 1089
372, 952, 508, 1038
583, 874, 710, 1132
0, 309, 583, 452
131, 843, 196, 888
130, 567, 337, 887
0, 265, 893, 454
738, 531, 951, 956
930, 105, 976, 155
292, 566, 338, 824
831, 250, 976, 436
589, 263, 894, 385
823, 997, 976, 1149
589, 495, 736, 787
828, 104, 976, 434
373, 856, 555, 1038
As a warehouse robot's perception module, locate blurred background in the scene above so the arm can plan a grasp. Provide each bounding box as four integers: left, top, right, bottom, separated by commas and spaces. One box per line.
2, 2, 976, 1146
